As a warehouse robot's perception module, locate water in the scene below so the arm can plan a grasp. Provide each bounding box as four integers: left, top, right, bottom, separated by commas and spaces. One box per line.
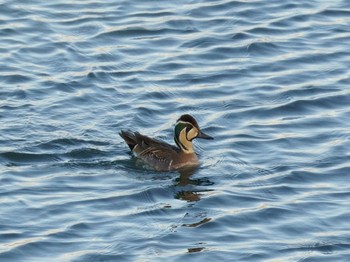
1, 0, 350, 261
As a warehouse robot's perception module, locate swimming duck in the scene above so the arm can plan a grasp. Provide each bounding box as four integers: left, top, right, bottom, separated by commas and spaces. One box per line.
119, 114, 213, 171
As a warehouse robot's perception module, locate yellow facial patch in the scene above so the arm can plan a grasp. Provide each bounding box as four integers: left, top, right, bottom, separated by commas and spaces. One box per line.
179, 128, 194, 153
186, 127, 198, 141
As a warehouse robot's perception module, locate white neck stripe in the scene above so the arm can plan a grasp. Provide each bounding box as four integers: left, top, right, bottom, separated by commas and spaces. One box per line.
176, 121, 194, 126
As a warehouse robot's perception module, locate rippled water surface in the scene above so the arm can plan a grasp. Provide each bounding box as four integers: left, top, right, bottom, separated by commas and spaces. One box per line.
1, 0, 350, 261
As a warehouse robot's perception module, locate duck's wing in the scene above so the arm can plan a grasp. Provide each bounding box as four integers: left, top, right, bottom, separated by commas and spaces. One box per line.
120, 130, 179, 170
120, 130, 178, 154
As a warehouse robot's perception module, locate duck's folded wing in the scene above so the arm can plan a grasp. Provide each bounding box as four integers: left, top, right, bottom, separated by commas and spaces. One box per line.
138, 146, 177, 170
132, 132, 178, 152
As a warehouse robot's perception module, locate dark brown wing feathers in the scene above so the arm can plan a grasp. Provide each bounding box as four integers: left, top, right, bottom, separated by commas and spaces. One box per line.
119, 130, 138, 150
119, 130, 178, 152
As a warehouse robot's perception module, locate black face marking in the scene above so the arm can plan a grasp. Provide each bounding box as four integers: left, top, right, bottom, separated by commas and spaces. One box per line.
174, 115, 206, 152
185, 126, 198, 141
174, 134, 189, 151
174, 122, 193, 151
174, 126, 189, 151
175, 123, 193, 138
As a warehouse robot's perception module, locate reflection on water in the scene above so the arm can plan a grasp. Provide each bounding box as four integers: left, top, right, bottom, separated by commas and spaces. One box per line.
183, 217, 212, 228
174, 167, 214, 202
188, 246, 205, 253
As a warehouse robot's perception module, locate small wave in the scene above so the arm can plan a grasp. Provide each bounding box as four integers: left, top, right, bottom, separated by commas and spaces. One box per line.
1, 152, 61, 164
1, 0, 350, 261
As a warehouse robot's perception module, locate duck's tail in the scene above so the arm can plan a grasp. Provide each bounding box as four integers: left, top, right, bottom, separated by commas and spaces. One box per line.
119, 130, 137, 150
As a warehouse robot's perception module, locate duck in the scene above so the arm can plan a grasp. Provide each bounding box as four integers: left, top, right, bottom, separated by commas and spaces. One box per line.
119, 114, 213, 171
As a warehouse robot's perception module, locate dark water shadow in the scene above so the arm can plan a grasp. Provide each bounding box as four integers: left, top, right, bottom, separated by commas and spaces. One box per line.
114, 157, 215, 203
173, 166, 215, 202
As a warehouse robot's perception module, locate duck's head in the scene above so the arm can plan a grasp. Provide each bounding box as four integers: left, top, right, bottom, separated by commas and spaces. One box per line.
174, 114, 213, 154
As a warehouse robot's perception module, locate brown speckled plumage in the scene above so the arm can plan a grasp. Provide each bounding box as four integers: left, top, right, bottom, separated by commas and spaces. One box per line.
119, 114, 213, 171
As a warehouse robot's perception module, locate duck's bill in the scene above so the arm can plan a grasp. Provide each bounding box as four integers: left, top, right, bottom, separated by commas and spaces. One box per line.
197, 132, 214, 140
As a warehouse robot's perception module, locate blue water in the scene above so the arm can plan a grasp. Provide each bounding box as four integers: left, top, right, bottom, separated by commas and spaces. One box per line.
1, 0, 350, 261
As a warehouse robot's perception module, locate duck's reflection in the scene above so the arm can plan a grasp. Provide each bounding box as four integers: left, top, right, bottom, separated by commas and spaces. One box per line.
182, 217, 212, 227
174, 166, 214, 202
175, 190, 201, 202
172, 167, 213, 254
188, 246, 205, 253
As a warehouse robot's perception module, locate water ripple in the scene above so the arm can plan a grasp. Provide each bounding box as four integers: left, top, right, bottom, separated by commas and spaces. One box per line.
1, 0, 350, 261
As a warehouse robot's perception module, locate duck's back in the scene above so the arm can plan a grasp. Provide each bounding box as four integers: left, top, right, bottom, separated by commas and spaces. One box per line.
119, 130, 181, 171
